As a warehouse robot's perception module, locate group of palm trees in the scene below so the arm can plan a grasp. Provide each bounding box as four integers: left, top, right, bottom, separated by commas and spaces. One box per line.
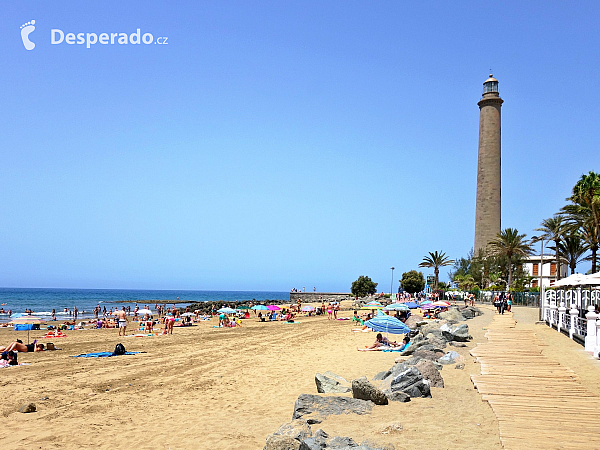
534, 171, 600, 279
418, 171, 600, 291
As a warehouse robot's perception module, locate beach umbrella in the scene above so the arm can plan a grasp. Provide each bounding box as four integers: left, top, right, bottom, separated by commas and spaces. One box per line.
365, 301, 383, 307
404, 302, 419, 309
432, 301, 450, 307
419, 303, 437, 310
181, 312, 195, 317
301, 305, 315, 312
267, 305, 281, 311
217, 307, 237, 314
137, 309, 153, 315
553, 273, 592, 287
384, 303, 409, 311
251, 305, 269, 311
364, 310, 410, 335
420, 300, 433, 305
10, 316, 45, 344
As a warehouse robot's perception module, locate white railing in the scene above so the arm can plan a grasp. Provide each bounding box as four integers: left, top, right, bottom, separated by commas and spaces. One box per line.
542, 288, 600, 358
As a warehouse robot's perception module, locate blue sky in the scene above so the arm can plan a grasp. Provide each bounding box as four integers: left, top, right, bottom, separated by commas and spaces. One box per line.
1, 1, 598, 291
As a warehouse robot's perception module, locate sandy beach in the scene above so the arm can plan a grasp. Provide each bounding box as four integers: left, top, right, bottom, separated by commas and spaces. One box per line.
0, 304, 598, 449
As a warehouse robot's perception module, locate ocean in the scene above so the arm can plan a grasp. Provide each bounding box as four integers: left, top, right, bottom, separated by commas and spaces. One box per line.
0, 288, 289, 322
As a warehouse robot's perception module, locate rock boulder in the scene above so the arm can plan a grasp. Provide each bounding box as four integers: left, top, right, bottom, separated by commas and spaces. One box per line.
415, 360, 444, 388
315, 372, 351, 394
352, 377, 388, 405
292, 394, 373, 423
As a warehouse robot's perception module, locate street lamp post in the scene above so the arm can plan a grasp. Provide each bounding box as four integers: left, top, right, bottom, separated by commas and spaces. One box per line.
390, 267, 395, 300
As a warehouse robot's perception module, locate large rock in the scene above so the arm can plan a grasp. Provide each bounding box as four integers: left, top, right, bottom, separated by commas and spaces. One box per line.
404, 314, 426, 329
412, 349, 445, 361
298, 429, 329, 450
372, 363, 409, 393
271, 420, 313, 441
292, 394, 373, 423
351, 377, 388, 405
315, 372, 351, 394
415, 360, 444, 388
386, 391, 410, 402
390, 366, 431, 398
437, 308, 466, 324
418, 321, 443, 336
438, 351, 461, 365
264, 435, 301, 450
423, 333, 447, 349
458, 306, 482, 319
440, 323, 472, 342
328, 436, 358, 448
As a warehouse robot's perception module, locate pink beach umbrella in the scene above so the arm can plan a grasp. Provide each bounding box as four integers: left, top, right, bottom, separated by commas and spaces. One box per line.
267, 305, 281, 311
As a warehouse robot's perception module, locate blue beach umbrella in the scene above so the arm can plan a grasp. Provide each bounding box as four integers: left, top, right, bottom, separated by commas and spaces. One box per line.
383, 303, 409, 311
364, 310, 410, 335
217, 307, 237, 314
404, 302, 419, 309
251, 305, 269, 311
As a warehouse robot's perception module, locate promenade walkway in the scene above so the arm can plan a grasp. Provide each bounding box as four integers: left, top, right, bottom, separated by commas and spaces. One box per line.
471, 310, 600, 450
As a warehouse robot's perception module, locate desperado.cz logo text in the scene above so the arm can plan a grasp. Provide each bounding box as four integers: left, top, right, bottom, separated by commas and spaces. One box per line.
51, 28, 168, 48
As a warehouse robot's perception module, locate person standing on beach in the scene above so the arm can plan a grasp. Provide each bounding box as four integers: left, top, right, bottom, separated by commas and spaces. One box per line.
74, 306, 78, 321
116, 307, 128, 336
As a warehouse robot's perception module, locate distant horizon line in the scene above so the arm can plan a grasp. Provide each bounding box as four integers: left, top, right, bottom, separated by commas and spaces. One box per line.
0, 286, 293, 293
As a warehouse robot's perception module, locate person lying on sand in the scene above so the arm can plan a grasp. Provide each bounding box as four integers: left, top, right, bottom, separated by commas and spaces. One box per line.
357, 333, 396, 351
360, 336, 410, 352
0, 341, 45, 352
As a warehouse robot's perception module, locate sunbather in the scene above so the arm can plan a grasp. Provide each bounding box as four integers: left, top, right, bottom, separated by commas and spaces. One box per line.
0, 341, 45, 352
357, 333, 396, 351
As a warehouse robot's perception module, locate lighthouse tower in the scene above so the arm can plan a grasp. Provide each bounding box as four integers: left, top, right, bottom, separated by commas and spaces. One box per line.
474, 74, 503, 252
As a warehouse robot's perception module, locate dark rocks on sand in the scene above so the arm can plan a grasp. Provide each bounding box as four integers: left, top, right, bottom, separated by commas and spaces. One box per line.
386, 391, 410, 402
455, 363, 465, 370
264, 434, 301, 450
292, 394, 373, 423
328, 436, 358, 448
438, 351, 461, 365
440, 323, 472, 342
404, 314, 426, 329
458, 306, 483, 319
351, 377, 388, 405
390, 367, 431, 398
437, 308, 466, 324
415, 360, 444, 388
424, 333, 447, 349
372, 363, 408, 393
412, 349, 445, 361
315, 372, 351, 394
272, 420, 313, 441
449, 342, 467, 348
18, 403, 36, 413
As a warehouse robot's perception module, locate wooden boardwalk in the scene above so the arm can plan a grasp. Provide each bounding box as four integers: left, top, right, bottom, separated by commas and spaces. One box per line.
471, 312, 600, 449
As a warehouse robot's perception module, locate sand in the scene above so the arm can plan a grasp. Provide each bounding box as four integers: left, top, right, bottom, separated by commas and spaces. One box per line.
0, 304, 597, 449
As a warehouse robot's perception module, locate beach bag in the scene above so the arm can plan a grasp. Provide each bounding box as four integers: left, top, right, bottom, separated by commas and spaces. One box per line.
113, 343, 126, 356
46, 342, 55, 351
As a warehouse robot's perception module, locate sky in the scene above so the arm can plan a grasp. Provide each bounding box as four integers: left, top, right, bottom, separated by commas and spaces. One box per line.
1, 1, 598, 292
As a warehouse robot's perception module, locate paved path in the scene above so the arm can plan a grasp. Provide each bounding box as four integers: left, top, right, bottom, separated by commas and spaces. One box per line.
471, 311, 600, 449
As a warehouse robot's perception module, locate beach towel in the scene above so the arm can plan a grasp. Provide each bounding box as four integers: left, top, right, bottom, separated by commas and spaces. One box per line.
71, 351, 142, 358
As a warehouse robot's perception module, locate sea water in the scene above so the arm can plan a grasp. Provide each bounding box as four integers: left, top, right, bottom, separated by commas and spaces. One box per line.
0, 288, 289, 322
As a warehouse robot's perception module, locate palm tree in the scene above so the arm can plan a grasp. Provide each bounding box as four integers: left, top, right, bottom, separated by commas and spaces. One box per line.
548, 233, 589, 275
562, 171, 600, 273
487, 228, 534, 290
419, 251, 454, 290
534, 215, 565, 279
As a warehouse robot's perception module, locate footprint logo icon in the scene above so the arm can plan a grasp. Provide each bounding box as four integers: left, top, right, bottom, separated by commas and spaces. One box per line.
20, 20, 36, 50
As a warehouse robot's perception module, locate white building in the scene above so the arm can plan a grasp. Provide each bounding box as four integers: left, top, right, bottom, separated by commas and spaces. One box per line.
523, 254, 569, 288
